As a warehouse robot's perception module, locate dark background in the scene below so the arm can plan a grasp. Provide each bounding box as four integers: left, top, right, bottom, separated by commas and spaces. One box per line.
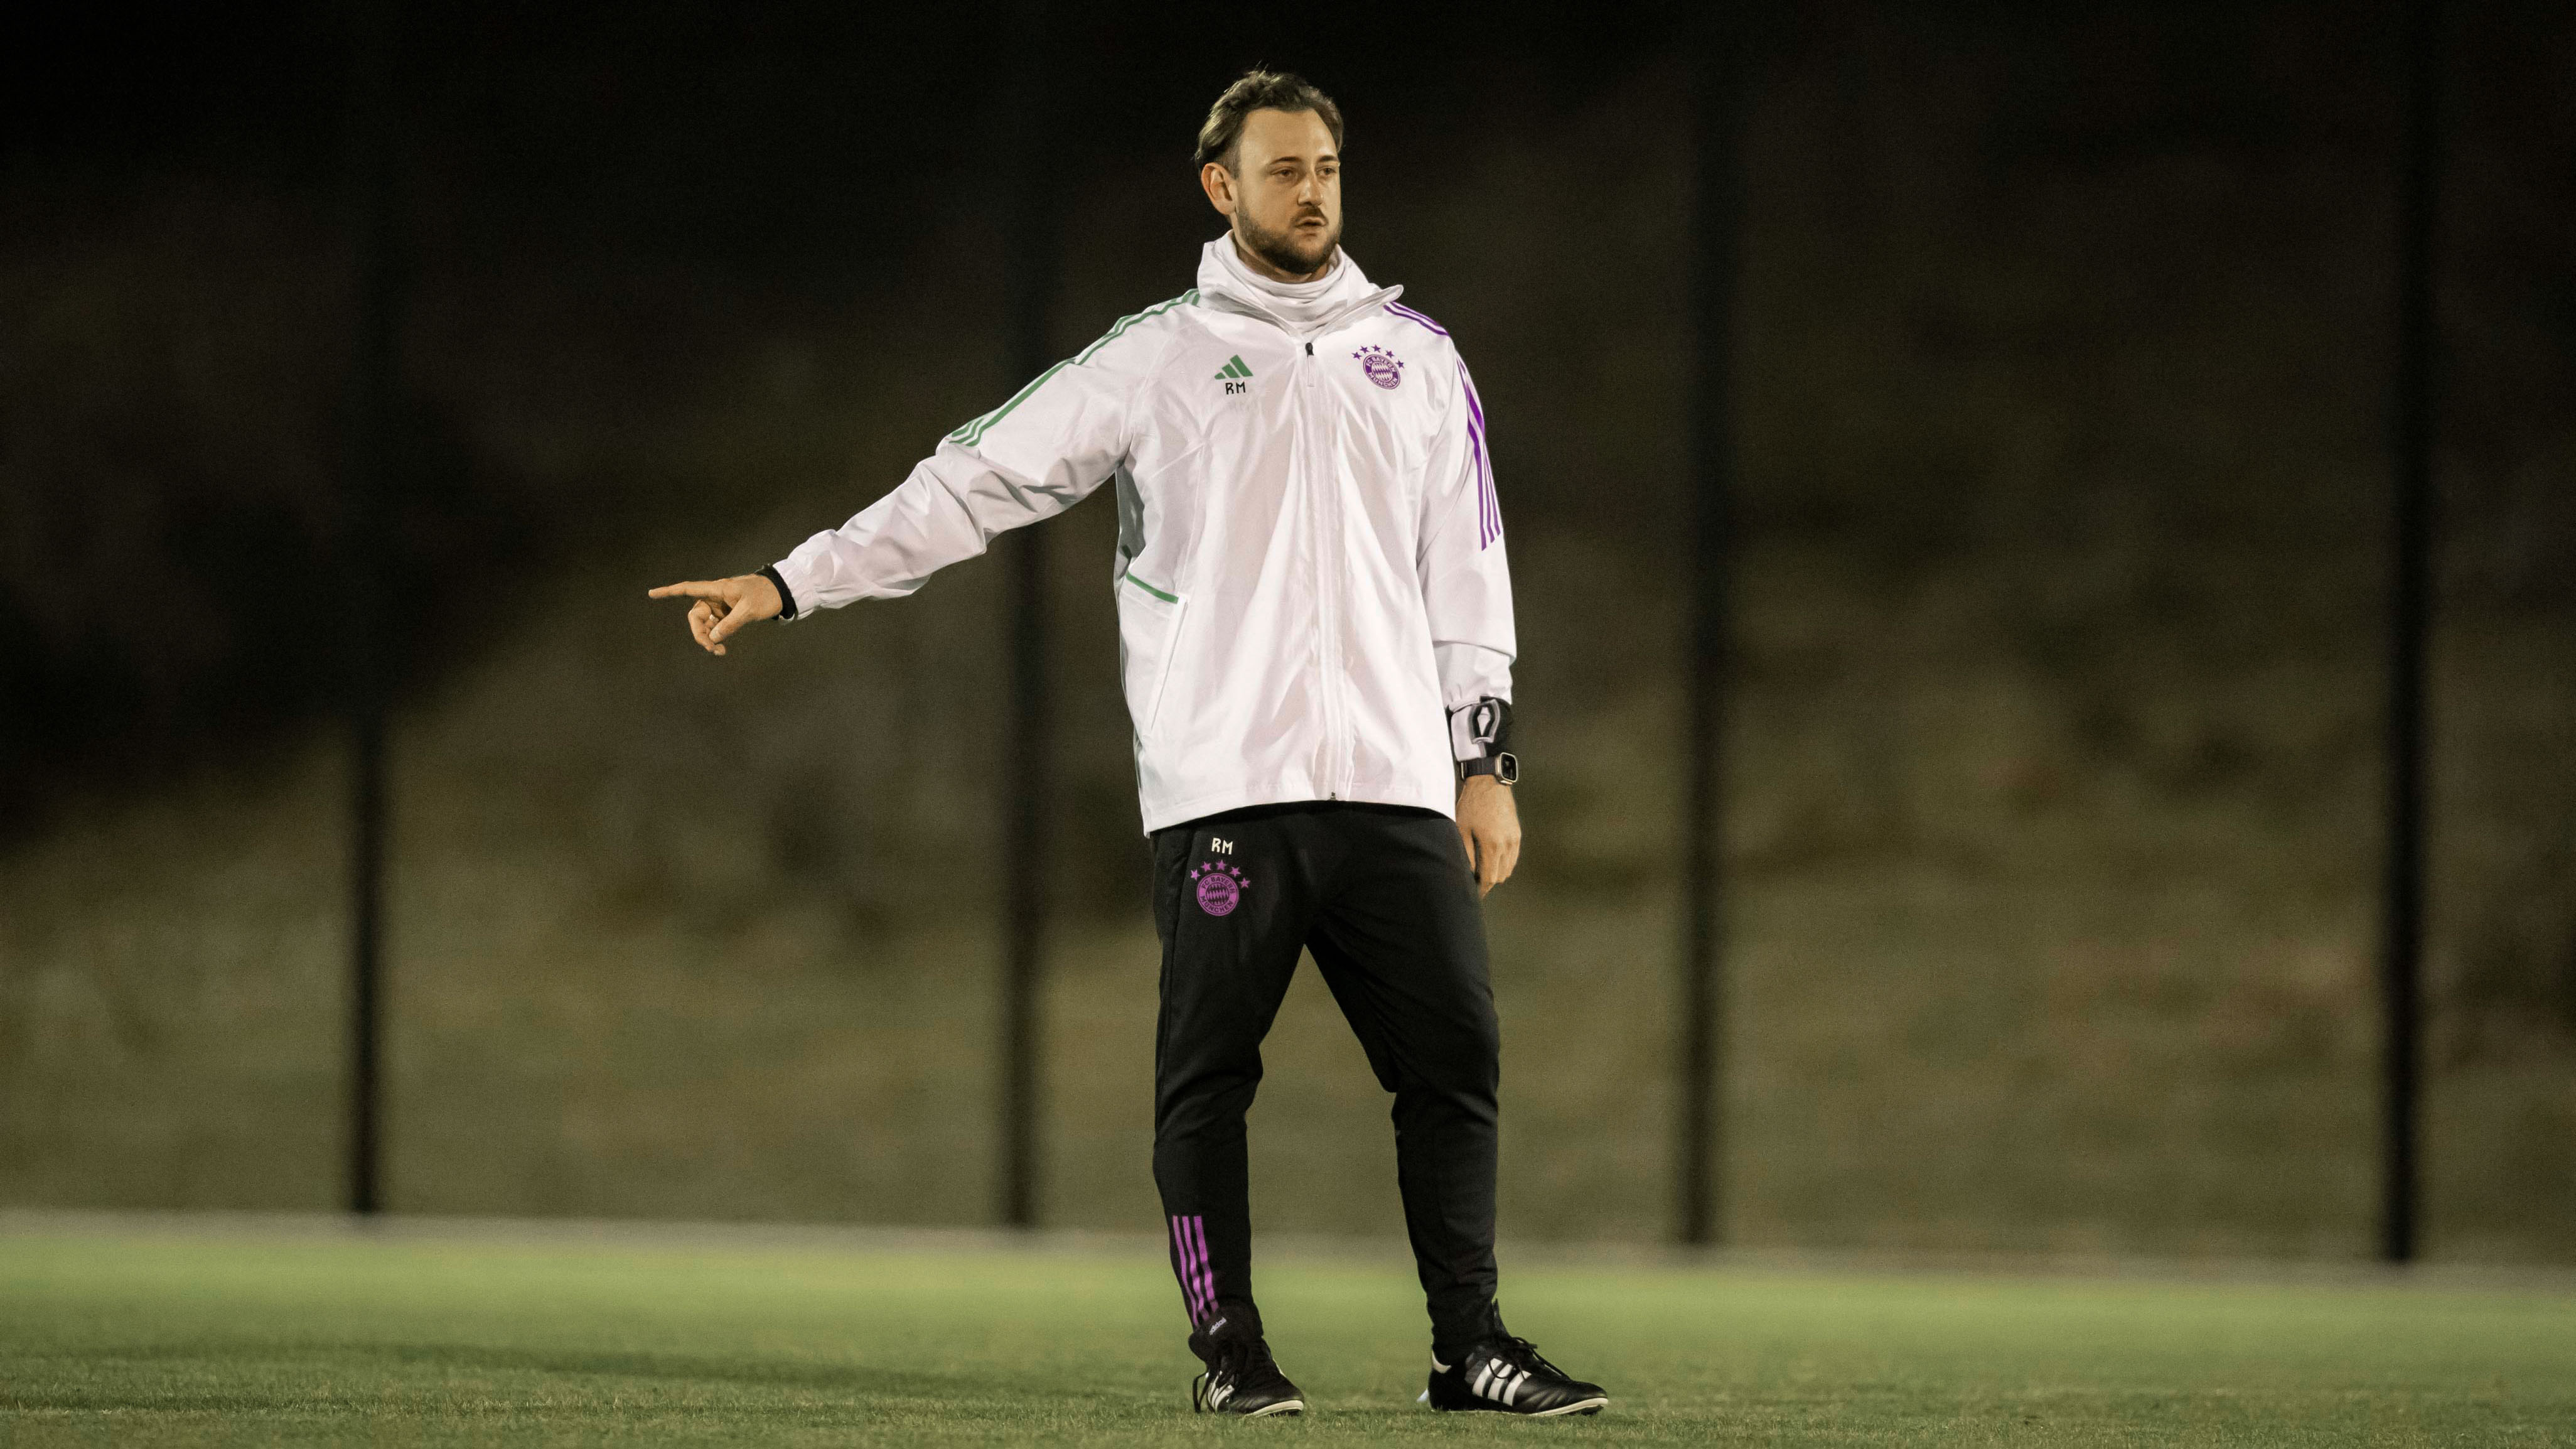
4, 1, 2571, 1258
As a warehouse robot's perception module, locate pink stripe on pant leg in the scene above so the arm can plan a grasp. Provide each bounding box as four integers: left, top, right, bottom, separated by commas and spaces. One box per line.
1173, 1214, 1213, 1324
1184, 1215, 1219, 1325
1182, 1217, 1211, 1322
1170, 1217, 1208, 1321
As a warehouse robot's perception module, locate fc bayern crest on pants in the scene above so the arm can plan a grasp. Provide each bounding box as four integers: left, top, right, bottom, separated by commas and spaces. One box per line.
1191, 861, 1249, 916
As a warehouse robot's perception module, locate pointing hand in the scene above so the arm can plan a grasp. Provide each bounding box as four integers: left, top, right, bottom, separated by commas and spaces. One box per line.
647, 573, 783, 656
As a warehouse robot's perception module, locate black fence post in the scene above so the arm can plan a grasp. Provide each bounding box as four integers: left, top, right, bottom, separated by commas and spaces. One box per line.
2380, 0, 2444, 1266
1680, 9, 1746, 1248
343, 0, 406, 1219
998, 0, 1058, 1232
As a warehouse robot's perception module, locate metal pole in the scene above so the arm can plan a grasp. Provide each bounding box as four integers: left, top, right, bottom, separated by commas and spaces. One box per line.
1680, 9, 1745, 1247
998, 0, 1058, 1231
343, 0, 405, 1217
2380, 0, 2442, 1266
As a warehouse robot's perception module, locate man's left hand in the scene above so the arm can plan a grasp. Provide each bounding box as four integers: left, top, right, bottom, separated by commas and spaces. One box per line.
1456, 773, 1520, 898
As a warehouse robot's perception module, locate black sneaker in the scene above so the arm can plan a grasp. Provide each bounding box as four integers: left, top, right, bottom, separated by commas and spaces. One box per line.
1423, 1335, 1608, 1416
1189, 1318, 1305, 1418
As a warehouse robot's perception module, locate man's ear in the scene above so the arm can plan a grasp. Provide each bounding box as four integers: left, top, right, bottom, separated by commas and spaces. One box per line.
1199, 161, 1237, 217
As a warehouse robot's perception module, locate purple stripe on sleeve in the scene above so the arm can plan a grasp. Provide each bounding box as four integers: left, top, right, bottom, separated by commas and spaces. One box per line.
1457, 360, 1501, 547
1390, 300, 1501, 547
1387, 301, 1451, 337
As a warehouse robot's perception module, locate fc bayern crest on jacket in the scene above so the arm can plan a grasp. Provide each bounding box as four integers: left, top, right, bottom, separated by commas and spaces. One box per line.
1191, 861, 1250, 916
1352, 344, 1405, 390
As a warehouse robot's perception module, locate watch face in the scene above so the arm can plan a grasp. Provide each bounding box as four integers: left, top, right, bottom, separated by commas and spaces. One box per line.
1496, 752, 1518, 785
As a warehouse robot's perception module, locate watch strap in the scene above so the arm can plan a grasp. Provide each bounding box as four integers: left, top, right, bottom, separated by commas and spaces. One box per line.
759, 563, 799, 621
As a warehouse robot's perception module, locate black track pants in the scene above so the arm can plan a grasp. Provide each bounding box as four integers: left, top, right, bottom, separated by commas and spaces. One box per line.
1149, 800, 1503, 1359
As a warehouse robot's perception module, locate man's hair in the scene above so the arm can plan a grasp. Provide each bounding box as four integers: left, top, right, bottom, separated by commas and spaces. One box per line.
1194, 68, 1344, 172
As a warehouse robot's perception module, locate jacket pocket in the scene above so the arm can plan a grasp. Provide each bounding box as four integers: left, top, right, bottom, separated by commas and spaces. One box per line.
1117, 570, 1189, 738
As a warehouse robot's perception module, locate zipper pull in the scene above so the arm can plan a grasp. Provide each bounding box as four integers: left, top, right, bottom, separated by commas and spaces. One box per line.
1305, 342, 1314, 355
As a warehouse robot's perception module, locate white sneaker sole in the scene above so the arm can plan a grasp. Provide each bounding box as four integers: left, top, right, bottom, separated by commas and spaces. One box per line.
1197, 1374, 1304, 1417
1417, 1390, 1609, 1417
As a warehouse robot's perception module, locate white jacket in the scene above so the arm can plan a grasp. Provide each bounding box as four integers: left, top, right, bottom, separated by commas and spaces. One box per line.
772, 239, 1515, 833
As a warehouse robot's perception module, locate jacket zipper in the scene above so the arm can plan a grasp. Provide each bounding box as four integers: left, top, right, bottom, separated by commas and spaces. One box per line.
1300, 337, 1346, 800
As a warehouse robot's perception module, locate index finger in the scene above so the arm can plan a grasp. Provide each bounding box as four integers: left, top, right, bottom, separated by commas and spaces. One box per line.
647, 580, 728, 601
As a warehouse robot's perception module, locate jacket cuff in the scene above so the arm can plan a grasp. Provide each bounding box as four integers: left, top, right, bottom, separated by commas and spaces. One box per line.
759, 563, 799, 621
1447, 697, 1513, 763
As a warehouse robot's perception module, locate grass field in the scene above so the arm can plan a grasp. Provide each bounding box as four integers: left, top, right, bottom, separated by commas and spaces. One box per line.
2, 1220, 2570, 1446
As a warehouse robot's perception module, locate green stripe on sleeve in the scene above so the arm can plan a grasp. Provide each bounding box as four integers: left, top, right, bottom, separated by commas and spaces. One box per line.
947, 289, 1201, 450
948, 360, 1068, 447
1075, 289, 1199, 364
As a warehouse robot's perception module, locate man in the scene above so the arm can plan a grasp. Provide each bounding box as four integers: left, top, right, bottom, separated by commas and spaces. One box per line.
650, 69, 1607, 1420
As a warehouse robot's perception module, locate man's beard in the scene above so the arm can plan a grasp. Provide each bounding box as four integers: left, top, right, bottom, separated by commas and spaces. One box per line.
1235, 208, 1341, 279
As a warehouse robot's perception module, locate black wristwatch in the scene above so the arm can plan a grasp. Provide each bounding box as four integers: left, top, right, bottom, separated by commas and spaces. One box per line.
1460, 752, 1518, 785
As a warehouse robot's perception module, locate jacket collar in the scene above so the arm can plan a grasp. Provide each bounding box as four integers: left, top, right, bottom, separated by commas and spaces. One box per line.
1194, 235, 1402, 339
